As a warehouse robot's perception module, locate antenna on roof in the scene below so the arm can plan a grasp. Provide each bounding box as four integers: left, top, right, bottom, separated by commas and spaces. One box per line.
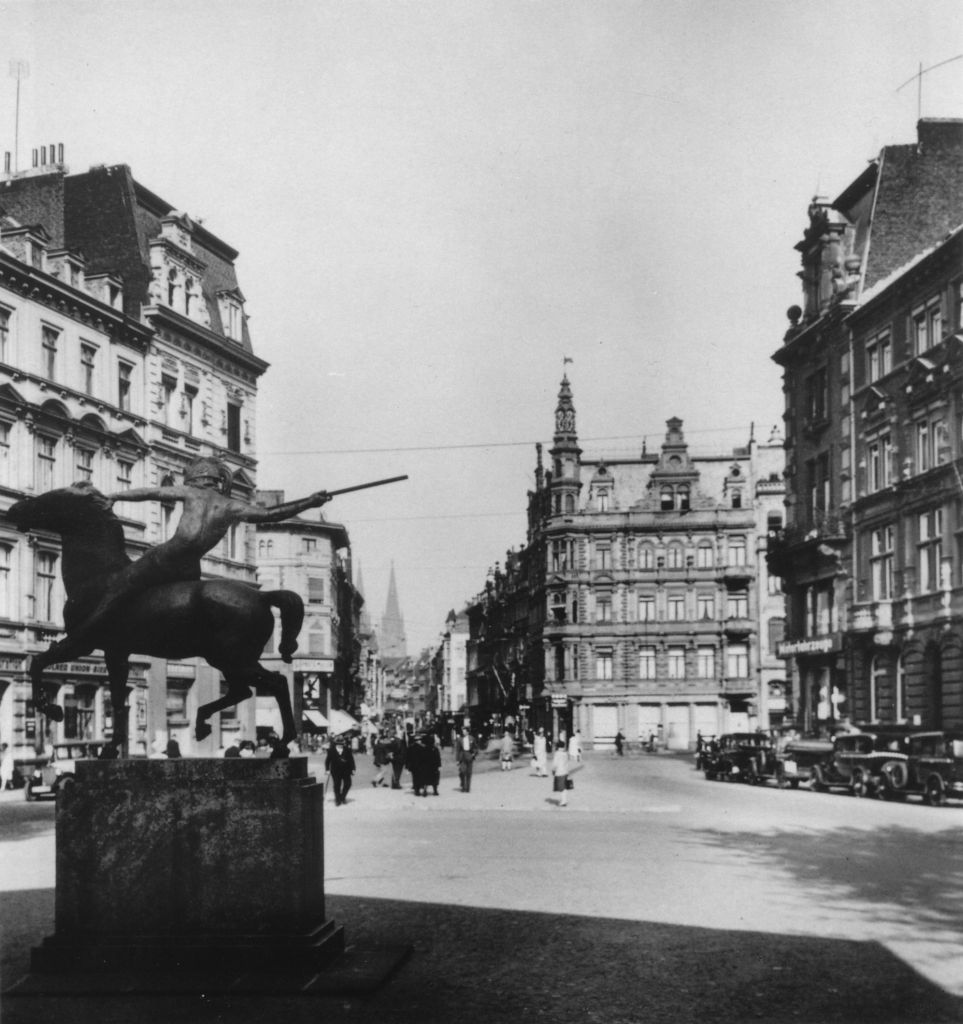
8, 60, 29, 174
897, 55, 963, 121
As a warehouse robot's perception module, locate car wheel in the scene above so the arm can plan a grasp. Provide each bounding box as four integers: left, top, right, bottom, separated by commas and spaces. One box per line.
810, 766, 827, 792
851, 769, 867, 798
789, 779, 800, 789
880, 761, 908, 801
924, 777, 946, 807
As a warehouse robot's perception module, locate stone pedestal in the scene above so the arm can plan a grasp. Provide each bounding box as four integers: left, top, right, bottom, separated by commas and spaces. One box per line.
30, 757, 345, 980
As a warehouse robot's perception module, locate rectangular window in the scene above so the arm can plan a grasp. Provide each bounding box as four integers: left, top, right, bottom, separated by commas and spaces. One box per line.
666, 646, 686, 679
639, 646, 656, 680
596, 545, 611, 570
727, 592, 748, 619
696, 544, 713, 568
667, 594, 685, 621
75, 448, 94, 483
36, 436, 56, 491
696, 646, 715, 679
870, 525, 894, 601
728, 538, 746, 566
35, 550, 58, 621
117, 361, 132, 411
697, 593, 715, 619
726, 643, 748, 678
0, 307, 10, 361
806, 367, 828, 423
80, 343, 97, 395
161, 375, 177, 426
166, 681, 190, 726
912, 297, 943, 355
596, 653, 613, 680
41, 325, 59, 380
638, 595, 656, 622
0, 544, 10, 618
596, 596, 612, 623
302, 538, 318, 553
918, 508, 943, 592
307, 577, 325, 603
183, 385, 197, 435
868, 434, 892, 491
227, 402, 241, 452
866, 332, 891, 382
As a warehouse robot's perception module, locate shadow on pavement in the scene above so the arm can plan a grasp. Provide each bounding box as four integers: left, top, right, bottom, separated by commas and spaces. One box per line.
3, 888, 960, 1024
683, 823, 963, 936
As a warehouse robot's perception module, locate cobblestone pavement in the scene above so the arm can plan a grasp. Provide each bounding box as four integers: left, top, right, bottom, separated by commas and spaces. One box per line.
3, 748, 962, 1024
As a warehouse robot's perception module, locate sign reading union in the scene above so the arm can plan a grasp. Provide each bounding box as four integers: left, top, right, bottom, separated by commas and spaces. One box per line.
777, 635, 842, 657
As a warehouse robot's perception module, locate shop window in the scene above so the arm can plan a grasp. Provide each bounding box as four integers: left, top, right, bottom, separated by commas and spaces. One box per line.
64, 687, 96, 741
166, 680, 191, 727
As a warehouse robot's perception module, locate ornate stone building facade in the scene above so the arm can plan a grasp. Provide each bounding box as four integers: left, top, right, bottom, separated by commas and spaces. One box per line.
0, 158, 267, 759
771, 118, 963, 734
468, 375, 786, 750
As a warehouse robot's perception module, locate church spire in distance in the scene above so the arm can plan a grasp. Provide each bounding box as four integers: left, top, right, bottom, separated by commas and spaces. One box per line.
379, 561, 407, 659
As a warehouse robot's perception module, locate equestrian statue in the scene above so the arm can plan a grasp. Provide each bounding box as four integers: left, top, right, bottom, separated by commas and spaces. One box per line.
8, 458, 406, 759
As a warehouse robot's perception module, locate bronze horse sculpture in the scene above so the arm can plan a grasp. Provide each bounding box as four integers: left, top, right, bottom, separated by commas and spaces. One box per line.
8, 483, 305, 757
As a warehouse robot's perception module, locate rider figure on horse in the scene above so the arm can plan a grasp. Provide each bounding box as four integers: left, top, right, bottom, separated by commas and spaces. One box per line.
34, 456, 330, 678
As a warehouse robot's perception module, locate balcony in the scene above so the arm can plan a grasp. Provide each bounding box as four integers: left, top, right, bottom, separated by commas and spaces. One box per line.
850, 601, 893, 633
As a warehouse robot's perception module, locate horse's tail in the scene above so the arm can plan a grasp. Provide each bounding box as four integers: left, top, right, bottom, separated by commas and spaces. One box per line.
262, 590, 305, 663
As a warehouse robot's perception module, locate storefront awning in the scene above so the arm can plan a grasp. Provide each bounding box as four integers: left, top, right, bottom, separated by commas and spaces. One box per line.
328, 709, 360, 735
303, 709, 328, 728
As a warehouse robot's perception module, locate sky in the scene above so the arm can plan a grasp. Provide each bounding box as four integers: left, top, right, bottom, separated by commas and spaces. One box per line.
1, 0, 962, 652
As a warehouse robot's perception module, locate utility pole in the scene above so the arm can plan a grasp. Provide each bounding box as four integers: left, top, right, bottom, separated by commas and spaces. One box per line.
8, 60, 29, 173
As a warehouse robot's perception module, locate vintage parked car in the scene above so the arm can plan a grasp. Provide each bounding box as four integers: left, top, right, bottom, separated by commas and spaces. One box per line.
878, 731, 963, 805
23, 740, 104, 801
776, 736, 832, 788
805, 728, 912, 796
702, 732, 775, 783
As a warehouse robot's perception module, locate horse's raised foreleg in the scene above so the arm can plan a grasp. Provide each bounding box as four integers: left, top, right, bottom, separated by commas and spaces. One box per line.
195, 680, 251, 742
102, 650, 132, 758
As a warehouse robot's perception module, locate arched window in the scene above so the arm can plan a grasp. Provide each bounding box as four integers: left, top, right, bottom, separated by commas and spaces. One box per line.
731, 489, 743, 509
678, 485, 690, 511
660, 487, 673, 511
667, 543, 684, 569
564, 493, 575, 513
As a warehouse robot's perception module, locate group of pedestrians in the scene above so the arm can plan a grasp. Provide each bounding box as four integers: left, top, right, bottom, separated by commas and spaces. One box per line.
323, 723, 582, 807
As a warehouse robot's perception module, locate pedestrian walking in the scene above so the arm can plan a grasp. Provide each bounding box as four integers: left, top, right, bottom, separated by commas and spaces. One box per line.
370, 732, 389, 787
425, 732, 441, 795
551, 739, 570, 807
614, 729, 625, 756
568, 729, 582, 763
389, 733, 406, 789
407, 734, 428, 796
532, 727, 549, 776
324, 734, 356, 806
499, 729, 514, 770
0, 743, 14, 790
456, 726, 477, 792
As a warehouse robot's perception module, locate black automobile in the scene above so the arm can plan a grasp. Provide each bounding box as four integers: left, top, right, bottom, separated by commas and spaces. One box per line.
808, 728, 912, 797
702, 732, 774, 783
878, 731, 963, 805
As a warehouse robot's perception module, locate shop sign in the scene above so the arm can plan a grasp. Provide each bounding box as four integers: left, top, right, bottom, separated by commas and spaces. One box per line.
550, 693, 568, 708
296, 658, 334, 672
777, 635, 842, 657
166, 664, 196, 679
0, 655, 25, 672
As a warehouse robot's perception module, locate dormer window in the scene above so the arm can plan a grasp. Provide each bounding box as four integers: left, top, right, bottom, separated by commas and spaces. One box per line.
218, 290, 245, 342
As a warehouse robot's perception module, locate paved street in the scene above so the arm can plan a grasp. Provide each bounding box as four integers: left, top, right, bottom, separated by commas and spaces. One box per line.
2, 748, 963, 1023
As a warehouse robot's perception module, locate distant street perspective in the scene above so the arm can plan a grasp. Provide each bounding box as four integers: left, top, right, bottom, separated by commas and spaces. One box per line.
4, 747, 963, 1024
